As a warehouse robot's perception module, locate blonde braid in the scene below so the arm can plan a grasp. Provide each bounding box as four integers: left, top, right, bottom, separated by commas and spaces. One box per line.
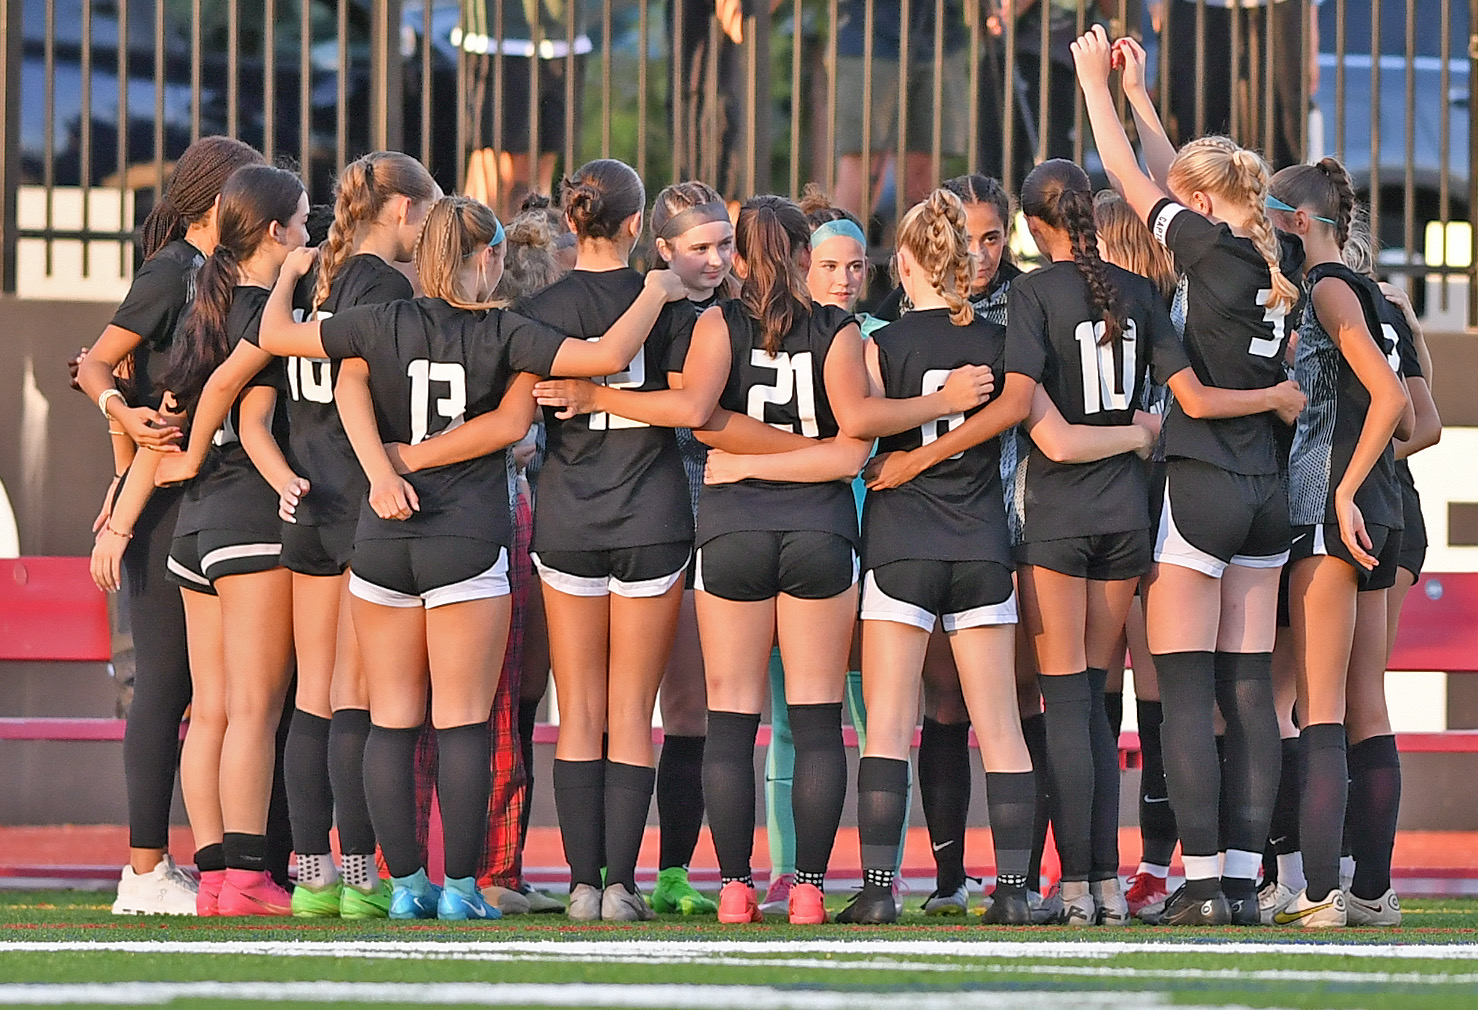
898, 188, 975, 327
1230, 149, 1299, 313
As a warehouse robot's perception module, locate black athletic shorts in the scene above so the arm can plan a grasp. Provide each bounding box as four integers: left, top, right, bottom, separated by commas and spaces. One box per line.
1015, 528, 1153, 582
695, 530, 858, 602
861, 559, 1017, 633
1398, 483, 1427, 578
167, 530, 283, 596
532, 540, 691, 599
1154, 458, 1290, 577
1290, 523, 1401, 593
350, 536, 509, 609
281, 519, 356, 578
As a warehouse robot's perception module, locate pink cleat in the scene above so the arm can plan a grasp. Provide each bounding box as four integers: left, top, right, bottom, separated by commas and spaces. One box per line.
196, 869, 227, 917
216, 869, 292, 916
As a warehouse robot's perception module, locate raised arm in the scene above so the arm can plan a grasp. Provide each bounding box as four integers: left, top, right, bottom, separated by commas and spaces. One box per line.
1116, 37, 1177, 188
1165, 368, 1307, 424
1073, 26, 1169, 222
1023, 384, 1154, 463
825, 323, 994, 440
257, 247, 329, 358
156, 340, 274, 486
387, 373, 540, 473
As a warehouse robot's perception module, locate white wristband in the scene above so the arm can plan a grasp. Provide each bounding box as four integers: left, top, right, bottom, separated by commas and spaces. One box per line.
97, 388, 124, 418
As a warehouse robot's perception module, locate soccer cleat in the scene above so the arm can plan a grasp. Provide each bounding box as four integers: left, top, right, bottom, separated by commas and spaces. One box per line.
717, 880, 764, 923
518, 881, 566, 914
1058, 887, 1096, 926
217, 869, 292, 916
835, 885, 898, 924
112, 856, 199, 916
566, 883, 603, 921
650, 866, 719, 915
480, 885, 531, 916
759, 873, 794, 915
291, 880, 343, 918
981, 888, 1032, 925
1091, 878, 1130, 927
601, 883, 656, 922
1144, 884, 1231, 926
1272, 887, 1347, 928
1226, 889, 1261, 926
1124, 873, 1169, 917
1257, 881, 1300, 925
788, 882, 828, 924
388, 869, 441, 920
340, 879, 392, 920
922, 882, 969, 916
1029, 888, 1062, 925
438, 878, 503, 921
196, 869, 226, 917
1345, 888, 1402, 927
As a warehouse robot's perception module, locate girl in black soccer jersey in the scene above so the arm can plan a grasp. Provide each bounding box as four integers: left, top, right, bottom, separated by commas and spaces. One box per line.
1076, 27, 1309, 926
156, 164, 310, 915
79, 137, 264, 917
1264, 160, 1413, 928
257, 195, 688, 922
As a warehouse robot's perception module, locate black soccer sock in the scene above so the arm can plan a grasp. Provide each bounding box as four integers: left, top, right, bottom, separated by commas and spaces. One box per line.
1103, 688, 1124, 739
553, 758, 605, 889
435, 722, 492, 882
856, 756, 910, 886
986, 771, 1036, 892
1268, 738, 1305, 869
1154, 651, 1222, 899
1214, 652, 1281, 890
1038, 672, 1094, 882
703, 710, 761, 883
917, 717, 971, 893
328, 709, 377, 856
604, 760, 656, 892
518, 699, 539, 848
194, 843, 226, 873
222, 832, 268, 873
1020, 712, 1051, 888
1086, 669, 1122, 882
266, 699, 294, 888
284, 710, 334, 858
657, 734, 706, 871
789, 702, 846, 885
1299, 722, 1348, 903
363, 724, 424, 879
1348, 734, 1401, 900
1135, 699, 1179, 868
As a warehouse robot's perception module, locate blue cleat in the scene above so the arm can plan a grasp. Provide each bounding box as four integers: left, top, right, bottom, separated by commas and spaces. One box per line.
438, 876, 504, 921
389, 868, 442, 920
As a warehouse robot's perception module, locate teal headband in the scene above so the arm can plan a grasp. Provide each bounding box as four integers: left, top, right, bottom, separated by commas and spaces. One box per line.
811, 218, 866, 250
490, 216, 506, 247
1266, 194, 1336, 226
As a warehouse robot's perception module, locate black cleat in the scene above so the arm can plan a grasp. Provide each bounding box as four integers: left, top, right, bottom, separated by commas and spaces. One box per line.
835, 885, 898, 924
1226, 892, 1261, 926
981, 888, 1032, 925
1143, 884, 1232, 926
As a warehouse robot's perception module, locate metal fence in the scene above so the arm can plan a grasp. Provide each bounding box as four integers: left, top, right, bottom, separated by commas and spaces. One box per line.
1, 0, 1474, 322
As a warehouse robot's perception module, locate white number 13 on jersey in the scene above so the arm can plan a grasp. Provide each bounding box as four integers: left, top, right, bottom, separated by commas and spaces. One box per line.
588, 341, 649, 431
747, 350, 819, 436
406, 359, 467, 445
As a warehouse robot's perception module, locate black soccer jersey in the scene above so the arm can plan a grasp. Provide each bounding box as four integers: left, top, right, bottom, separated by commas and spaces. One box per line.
175, 286, 291, 540
319, 298, 566, 545
110, 239, 206, 410
862, 308, 1011, 569
513, 268, 696, 551
1288, 262, 1404, 530
696, 299, 860, 548
1149, 198, 1291, 476
1007, 260, 1190, 541
1373, 290, 1424, 500
285, 254, 414, 527
676, 292, 721, 515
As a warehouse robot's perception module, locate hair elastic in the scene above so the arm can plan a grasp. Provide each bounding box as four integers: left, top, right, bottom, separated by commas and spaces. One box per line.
810, 218, 867, 250
657, 201, 730, 241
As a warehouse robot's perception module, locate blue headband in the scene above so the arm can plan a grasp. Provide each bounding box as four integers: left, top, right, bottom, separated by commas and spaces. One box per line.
811, 219, 866, 250
490, 216, 506, 248
1266, 194, 1336, 226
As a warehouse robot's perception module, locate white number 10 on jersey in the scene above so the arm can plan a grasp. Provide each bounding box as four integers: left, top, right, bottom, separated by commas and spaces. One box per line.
406, 359, 467, 445
1075, 319, 1138, 415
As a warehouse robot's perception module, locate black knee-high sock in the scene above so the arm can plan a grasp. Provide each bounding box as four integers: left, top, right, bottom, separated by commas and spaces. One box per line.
1020, 712, 1050, 888
917, 718, 971, 893
1299, 722, 1348, 902
1348, 735, 1401, 900
1214, 652, 1281, 894
517, 699, 539, 849
703, 710, 760, 883
553, 758, 605, 889
1038, 672, 1094, 882
1153, 651, 1221, 897
604, 760, 656, 891
329, 709, 376, 855
266, 699, 294, 887
657, 734, 706, 870
363, 724, 422, 878
789, 702, 846, 885
856, 756, 910, 888
1267, 736, 1304, 874
284, 710, 334, 858
436, 722, 492, 881
1103, 689, 1124, 739
1135, 699, 1178, 867
986, 770, 1036, 892
1086, 669, 1121, 882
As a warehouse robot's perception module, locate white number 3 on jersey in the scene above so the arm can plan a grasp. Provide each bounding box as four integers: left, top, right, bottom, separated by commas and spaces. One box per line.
406, 359, 467, 445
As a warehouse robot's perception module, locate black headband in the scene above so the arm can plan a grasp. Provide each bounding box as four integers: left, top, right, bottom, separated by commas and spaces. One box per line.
657, 201, 729, 241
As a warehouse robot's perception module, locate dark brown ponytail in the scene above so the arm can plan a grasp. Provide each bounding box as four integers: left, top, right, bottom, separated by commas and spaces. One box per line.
1021, 159, 1122, 346
1268, 155, 1359, 250
735, 195, 812, 356
139, 136, 264, 259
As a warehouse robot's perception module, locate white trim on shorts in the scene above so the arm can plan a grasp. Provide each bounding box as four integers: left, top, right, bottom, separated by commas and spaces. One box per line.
165, 555, 211, 587
944, 591, 1018, 632
859, 570, 1018, 633
1152, 479, 1227, 578
1313, 524, 1330, 557
530, 551, 688, 599
349, 547, 510, 610
199, 542, 282, 576
1230, 549, 1291, 569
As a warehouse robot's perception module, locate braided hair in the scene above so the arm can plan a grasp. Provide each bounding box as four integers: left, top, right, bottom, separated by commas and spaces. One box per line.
414, 196, 504, 310
139, 136, 263, 259
1021, 159, 1122, 346
313, 151, 438, 312
894, 188, 975, 326
1268, 156, 1360, 251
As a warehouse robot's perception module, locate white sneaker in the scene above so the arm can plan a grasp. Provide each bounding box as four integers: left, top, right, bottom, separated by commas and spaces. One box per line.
1056, 884, 1096, 926
1257, 881, 1300, 925
1345, 888, 1402, 927
1091, 878, 1130, 926
112, 855, 198, 916
922, 882, 969, 916
480, 884, 532, 915
1271, 887, 1347, 928
601, 883, 656, 922
566, 883, 602, 921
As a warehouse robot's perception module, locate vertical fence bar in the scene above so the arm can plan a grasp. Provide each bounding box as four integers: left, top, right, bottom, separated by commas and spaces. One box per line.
1299, 0, 1310, 160
600, 0, 612, 157
965, 0, 978, 176
371, 0, 403, 153
565, 1, 576, 180
153, 0, 165, 200
227, 0, 239, 138
1193, 0, 1205, 136
190, 0, 201, 141
1159, 0, 1171, 134
527, 16, 540, 195
1368, 0, 1380, 259
1262, 0, 1275, 160
0, 0, 20, 291
896, 0, 909, 228
706, 15, 720, 183
1468, 0, 1477, 325
336, 0, 349, 173
930, 0, 943, 192
1076, 0, 1090, 170
492, 0, 505, 199
825, 0, 838, 193
1228, 0, 1241, 142
744, 14, 757, 197
117, 0, 129, 274
420, 0, 431, 167
299, 0, 311, 185
81, 0, 93, 274
860, 0, 874, 223
1334, 0, 1346, 159
1003, 1, 1017, 196
43, 0, 54, 274
1438, 0, 1451, 307
263, 0, 276, 162
1404, 0, 1416, 274
1036, 0, 1048, 164
454, 2, 466, 193
669, 0, 681, 181
635, 0, 647, 182
791, 0, 803, 198
754, 3, 772, 196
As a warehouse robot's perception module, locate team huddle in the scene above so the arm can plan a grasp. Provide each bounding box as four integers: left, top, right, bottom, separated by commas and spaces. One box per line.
80, 28, 1437, 930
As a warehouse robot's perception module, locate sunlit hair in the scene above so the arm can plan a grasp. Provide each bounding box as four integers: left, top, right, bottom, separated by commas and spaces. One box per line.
1269, 156, 1359, 251
734, 195, 812, 356
313, 151, 438, 312
894, 189, 974, 326
414, 196, 502, 309
1093, 190, 1179, 302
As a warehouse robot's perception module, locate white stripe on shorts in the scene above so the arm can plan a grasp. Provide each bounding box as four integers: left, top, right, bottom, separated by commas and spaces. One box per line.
199, 542, 282, 576
1152, 479, 1227, 578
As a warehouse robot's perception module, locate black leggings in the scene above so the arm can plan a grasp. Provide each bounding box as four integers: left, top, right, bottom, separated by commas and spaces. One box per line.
121, 487, 192, 851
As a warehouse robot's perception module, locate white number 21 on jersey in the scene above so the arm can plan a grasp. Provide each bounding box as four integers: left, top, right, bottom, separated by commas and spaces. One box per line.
747, 350, 819, 436
406, 359, 467, 445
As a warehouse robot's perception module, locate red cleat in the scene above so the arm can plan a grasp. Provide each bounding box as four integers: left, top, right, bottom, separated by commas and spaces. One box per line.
717, 880, 763, 923
788, 882, 828, 925
1124, 873, 1169, 916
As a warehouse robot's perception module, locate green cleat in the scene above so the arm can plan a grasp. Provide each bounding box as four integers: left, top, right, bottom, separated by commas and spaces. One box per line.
650, 866, 718, 915
339, 879, 392, 920
291, 881, 343, 918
